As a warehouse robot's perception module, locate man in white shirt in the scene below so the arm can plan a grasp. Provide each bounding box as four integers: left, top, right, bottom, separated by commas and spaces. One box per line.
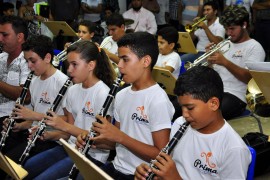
123, 0, 157, 34
181, 1, 225, 63
208, 5, 265, 119
0, 16, 30, 131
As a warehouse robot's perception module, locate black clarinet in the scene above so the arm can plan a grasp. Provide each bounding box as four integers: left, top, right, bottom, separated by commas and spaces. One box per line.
68, 75, 123, 180
0, 71, 34, 151
146, 121, 190, 180
19, 78, 72, 165
0, 44, 3, 53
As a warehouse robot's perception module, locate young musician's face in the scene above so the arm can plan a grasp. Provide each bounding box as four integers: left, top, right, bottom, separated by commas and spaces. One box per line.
78, 25, 93, 41
118, 46, 147, 84
157, 35, 174, 55
107, 25, 125, 42
225, 25, 246, 43
3, 9, 15, 16
203, 5, 217, 19
178, 94, 220, 134
67, 51, 94, 84
0, 23, 22, 53
24, 50, 50, 76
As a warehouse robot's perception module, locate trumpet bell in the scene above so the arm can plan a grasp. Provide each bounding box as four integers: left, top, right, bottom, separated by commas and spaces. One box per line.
246, 79, 270, 117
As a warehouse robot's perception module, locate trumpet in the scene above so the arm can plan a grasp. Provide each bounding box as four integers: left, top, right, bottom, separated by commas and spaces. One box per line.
186, 36, 231, 70
100, 37, 112, 49
185, 16, 207, 33
52, 38, 82, 67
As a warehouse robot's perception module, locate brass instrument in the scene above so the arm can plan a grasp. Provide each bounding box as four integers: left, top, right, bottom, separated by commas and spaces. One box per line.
246, 79, 270, 117
52, 38, 82, 67
100, 38, 119, 76
185, 16, 207, 33
100, 38, 113, 49
185, 36, 231, 70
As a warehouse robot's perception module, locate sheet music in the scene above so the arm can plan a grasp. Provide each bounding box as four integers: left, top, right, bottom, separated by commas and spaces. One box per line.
246, 62, 270, 71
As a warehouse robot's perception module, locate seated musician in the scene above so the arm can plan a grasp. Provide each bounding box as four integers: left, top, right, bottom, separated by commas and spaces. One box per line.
23, 40, 115, 179
207, 5, 265, 120
65, 20, 97, 49
181, 1, 225, 64
100, 13, 126, 66
155, 26, 181, 79
135, 66, 251, 180
76, 32, 174, 180
0, 35, 69, 178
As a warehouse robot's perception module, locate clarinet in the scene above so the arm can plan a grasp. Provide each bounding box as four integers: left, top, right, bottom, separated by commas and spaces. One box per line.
19, 78, 72, 165
68, 75, 123, 180
0, 71, 34, 151
146, 121, 190, 180
0, 44, 3, 53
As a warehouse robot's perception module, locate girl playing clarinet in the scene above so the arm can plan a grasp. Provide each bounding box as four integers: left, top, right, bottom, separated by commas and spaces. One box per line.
23, 40, 115, 179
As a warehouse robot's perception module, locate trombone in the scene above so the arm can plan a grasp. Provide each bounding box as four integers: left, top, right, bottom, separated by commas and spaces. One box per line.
52, 38, 82, 67
185, 16, 207, 33
186, 36, 232, 70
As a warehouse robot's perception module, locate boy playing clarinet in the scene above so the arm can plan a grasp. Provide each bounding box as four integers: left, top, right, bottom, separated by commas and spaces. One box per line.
76, 32, 175, 179
135, 66, 251, 179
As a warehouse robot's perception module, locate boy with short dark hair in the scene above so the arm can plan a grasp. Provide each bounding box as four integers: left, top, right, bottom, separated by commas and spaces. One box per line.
155, 26, 181, 78
135, 66, 251, 179
77, 32, 175, 179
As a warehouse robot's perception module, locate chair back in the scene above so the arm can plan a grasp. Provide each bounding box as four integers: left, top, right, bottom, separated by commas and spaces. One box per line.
179, 61, 186, 75
247, 146, 256, 180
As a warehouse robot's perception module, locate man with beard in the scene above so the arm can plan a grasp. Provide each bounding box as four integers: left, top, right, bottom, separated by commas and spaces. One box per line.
123, 0, 157, 34
207, 5, 265, 120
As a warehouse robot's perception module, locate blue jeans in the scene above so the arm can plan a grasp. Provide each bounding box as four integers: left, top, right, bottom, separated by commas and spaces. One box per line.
24, 145, 73, 180
180, 51, 204, 64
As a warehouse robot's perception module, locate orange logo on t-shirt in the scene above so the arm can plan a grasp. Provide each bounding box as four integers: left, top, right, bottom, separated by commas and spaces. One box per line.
201, 152, 216, 168
85, 101, 93, 112
136, 106, 148, 119
41, 92, 49, 101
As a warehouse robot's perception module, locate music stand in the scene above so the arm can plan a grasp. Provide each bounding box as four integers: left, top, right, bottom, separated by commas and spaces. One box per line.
249, 70, 270, 103
178, 32, 198, 54
59, 139, 113, 180
0, 153, 28, 180
246, 62, 270, 103
43, 21, 77, 37
152, 67, 177, 96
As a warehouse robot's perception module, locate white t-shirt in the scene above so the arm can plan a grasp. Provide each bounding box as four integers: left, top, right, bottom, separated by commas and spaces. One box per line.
194, 18, 225, 52
30, 69, 68, 126
155, 51, 181, 78
0, 52, 30, 117
112, 84, 174, 175
66, 81, 112, 164
81, 0, 102, 22
123, 7, 157, 34
171, 117, 251, 179
213, 39, 265, 102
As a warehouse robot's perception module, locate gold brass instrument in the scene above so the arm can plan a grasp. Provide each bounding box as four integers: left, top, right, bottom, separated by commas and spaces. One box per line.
185, 36, 231, 70
52, 38, 82, 67
185, 16, 207, 33
100, 37, 113, 49
246, 78, 270, 117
